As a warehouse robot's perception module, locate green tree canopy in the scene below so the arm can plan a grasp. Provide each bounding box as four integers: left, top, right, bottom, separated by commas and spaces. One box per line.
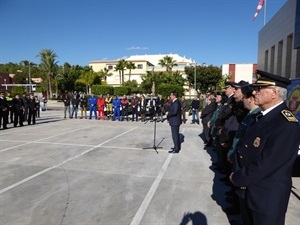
36, 49, 58, 98
158, 55, 178, 72
185, 64, 222, 93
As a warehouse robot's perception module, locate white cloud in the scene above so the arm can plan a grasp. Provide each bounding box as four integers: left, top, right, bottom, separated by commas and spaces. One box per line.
125, 46, 149, 50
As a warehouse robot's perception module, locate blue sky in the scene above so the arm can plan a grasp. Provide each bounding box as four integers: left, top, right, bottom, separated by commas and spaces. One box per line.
0, 0, 287, 67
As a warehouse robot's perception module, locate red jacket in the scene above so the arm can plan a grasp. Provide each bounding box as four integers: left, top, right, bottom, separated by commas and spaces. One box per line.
97, 98, 105, 111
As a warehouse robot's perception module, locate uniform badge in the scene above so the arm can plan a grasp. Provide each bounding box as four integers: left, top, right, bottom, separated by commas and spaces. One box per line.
281, 110, 298, 122
253, 137, 261, 148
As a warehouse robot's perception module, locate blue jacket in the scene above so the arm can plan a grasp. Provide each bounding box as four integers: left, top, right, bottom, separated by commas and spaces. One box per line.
88, 96, 97, 107
112, 98, 121, 108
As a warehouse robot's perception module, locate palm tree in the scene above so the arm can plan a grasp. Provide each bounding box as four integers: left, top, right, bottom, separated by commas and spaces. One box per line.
158, 55, 178, 72
76, 70, 96, 94
126, 61, 136, 81
37, 49, 58, 98
115, 59, 127, 85
97, 68, 113, 83
54, 74, 64, 98
141, 70, 162, 95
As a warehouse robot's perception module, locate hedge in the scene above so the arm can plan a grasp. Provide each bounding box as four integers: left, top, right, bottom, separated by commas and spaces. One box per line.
91, 85, 114, 95
113, 86, 131, 96
156, 84, 184, 99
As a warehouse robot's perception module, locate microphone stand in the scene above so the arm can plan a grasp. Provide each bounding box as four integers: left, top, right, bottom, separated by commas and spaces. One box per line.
143, 116, 163, 154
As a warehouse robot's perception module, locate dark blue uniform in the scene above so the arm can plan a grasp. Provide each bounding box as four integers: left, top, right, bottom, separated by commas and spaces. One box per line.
232, 102, 300, 224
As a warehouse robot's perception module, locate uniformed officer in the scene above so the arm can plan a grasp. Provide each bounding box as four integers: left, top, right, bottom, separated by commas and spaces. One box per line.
230, 70, 300, 225
0, 91, 8, 129
13, 94, 24, 127
5, 92, 14, 124
27, 94, 37, 125
227, 84, 261, 225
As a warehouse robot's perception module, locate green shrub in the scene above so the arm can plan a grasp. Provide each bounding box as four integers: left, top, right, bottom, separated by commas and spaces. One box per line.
114, 86, 131, 96
157, 84, 184, 99
91, 85, 114, 95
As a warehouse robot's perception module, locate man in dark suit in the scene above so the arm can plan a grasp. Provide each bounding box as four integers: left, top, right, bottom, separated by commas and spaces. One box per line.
230, 70, 300, 225
166, 91, 182, 153
200, 92, 217, 146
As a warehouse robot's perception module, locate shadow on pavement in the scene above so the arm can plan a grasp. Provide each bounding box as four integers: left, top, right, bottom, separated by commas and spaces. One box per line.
179, 211, 207, 225
205, 146, 243, 225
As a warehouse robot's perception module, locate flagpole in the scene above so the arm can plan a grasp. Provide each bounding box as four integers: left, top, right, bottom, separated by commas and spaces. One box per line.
264, 0, 267, 26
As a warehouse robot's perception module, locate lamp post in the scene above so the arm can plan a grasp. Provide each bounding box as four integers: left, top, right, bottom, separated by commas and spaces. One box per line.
194, 62, 197, 91
4, 79, 7, 90
29, 61, 32, 93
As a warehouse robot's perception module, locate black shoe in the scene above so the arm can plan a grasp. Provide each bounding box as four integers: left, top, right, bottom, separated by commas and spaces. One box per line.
168, 150, 179, 154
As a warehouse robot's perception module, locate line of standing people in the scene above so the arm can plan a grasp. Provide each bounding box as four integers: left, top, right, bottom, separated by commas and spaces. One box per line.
0, 91, 41, 129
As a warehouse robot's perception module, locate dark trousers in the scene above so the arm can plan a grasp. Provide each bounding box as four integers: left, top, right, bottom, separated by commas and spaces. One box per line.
251, 209, 285, 225
8, 107, 14, 123
14, 110, 24, 127
23, 107, 28, 121
0, 111, 8, 129
181, 110, 186, 123
171, 125, 181, 151
132, 108, 138, 121
122, 108, 128, 120
202, 122, 211, 143
28, 109, 36, 125
35, 107, 40, 118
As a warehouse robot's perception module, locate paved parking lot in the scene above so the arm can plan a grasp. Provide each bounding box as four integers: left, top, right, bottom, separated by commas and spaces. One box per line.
0, 106, 299, 225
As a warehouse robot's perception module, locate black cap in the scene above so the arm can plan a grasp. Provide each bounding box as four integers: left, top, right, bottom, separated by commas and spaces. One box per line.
241, 84, 254, 98
222, 81, 236, 89
216, 91, 225, 95
252, 70, 291, 88
232, 80, 249, 88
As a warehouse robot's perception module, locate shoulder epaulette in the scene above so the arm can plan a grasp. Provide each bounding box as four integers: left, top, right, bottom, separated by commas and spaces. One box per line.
281, 110, 298, 122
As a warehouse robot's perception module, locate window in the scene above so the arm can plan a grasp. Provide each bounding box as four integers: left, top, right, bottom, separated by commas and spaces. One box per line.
108, 65, 113, 70
137, 64, 143, 69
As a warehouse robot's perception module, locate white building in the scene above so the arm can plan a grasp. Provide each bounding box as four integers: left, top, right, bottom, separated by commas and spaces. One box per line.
89, 54, 194, 87
222, 63, 257, 83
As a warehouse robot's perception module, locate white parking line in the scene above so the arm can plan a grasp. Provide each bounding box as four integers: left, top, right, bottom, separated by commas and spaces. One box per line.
130, 127, 185, 225
0, 127, 137, 195
0, 125, 95, 153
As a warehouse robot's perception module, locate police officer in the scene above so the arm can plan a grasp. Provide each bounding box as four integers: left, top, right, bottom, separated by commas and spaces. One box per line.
35, 96, 41, 118
230, 70, 300, 225
27, 94, 37, 125
0, 91, 8, 129
5, 92, 14, 124
13, 94, 24, 127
